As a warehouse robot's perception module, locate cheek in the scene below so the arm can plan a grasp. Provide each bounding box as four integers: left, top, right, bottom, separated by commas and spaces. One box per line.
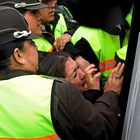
72, 78, 83, 92
30, 20, 37, 28
25, 16, 34, 28
28, 19, 41, 35
70, 77, 81, 87
36, 53, 39, 65
28, 49, 38, 64
28, 19, 36, 30
33, 49, 38, 63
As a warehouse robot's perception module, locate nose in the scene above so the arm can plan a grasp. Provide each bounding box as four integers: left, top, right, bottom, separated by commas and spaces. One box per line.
78, 68, 85, 79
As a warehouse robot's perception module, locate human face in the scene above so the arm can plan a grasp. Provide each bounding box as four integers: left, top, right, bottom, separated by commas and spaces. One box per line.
22, 40, 39, 73
39, 0, 56, 23
65, 57, 87, 92
24, 10, 42, 35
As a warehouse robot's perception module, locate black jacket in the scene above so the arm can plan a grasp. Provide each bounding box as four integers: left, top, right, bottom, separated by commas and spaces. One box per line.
0, 70, 121, 140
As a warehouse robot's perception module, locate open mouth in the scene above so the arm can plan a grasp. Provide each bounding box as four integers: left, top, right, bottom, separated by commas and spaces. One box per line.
49, 11, 55, 15
49, 9, 55, 15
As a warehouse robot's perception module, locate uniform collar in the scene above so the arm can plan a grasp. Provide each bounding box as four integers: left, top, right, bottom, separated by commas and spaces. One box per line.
0, 69, 34, 80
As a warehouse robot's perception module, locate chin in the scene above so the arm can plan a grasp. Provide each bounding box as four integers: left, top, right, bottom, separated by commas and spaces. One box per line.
80, 88, 87, 92
50, 17, 55, 22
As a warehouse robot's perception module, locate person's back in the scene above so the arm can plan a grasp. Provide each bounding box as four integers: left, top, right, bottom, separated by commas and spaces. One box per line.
0, 74, 59, 139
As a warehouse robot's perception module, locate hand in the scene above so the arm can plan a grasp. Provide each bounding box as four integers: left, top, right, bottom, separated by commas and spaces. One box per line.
104, 63, 125, 95
85, 64, 101, 90
53, 33, 71, 50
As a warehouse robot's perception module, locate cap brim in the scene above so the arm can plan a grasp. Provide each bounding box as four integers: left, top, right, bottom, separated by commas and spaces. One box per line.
25, 4, 48, 10
25, 32, 40, 40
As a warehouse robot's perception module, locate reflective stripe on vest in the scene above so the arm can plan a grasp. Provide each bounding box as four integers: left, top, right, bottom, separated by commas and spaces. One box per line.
99, 58, 116, 72
0, 75, 60, 140
0, 134, 60, 140
71, 26, 121, 78
33, 36, 54, 53
53, 13, 68, 40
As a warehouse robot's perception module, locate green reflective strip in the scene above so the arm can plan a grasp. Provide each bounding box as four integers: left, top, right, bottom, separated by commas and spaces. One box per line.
0, 75, 55, 138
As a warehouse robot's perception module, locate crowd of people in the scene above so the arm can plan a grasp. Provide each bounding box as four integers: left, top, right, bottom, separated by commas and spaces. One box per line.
0, 0, 133, 140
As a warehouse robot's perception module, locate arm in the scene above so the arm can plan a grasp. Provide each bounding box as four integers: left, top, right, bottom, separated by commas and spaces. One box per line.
52, 79, 120, 140
82, 89, 102, 102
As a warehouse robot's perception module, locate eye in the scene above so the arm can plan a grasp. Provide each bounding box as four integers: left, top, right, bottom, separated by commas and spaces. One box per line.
73, 68, 78, 78
73, 72, 77, 78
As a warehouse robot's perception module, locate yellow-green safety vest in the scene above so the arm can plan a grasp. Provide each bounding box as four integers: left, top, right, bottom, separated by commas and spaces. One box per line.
71, 13, 131, 83
52, 13, 68, 40
72, 26, 121, 79
116, 13, 132, 61
116, 45, 127, 60
33, 36, 54, 53
0, 75, 60, 140
33, 13, 68, 53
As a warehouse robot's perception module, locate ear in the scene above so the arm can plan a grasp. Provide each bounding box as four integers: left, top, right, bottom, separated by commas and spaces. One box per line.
13, 48, 25, 64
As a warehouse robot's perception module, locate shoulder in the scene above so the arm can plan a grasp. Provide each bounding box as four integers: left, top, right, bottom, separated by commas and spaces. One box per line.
53, 77, 79, 93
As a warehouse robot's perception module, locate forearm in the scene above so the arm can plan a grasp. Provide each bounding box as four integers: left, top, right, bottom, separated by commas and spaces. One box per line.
82, 89, 102, 103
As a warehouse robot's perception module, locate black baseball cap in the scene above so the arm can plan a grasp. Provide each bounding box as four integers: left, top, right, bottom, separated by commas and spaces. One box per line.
0, 0, 48, 10
0, 6, 39, 45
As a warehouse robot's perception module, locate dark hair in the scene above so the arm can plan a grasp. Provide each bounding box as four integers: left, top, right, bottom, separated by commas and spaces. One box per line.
38, 51, 70, 78
0, 40, 24, 70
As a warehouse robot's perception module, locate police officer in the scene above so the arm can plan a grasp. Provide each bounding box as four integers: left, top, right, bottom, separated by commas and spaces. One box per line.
0, 0, 55, 52
0, 6, 125, 140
